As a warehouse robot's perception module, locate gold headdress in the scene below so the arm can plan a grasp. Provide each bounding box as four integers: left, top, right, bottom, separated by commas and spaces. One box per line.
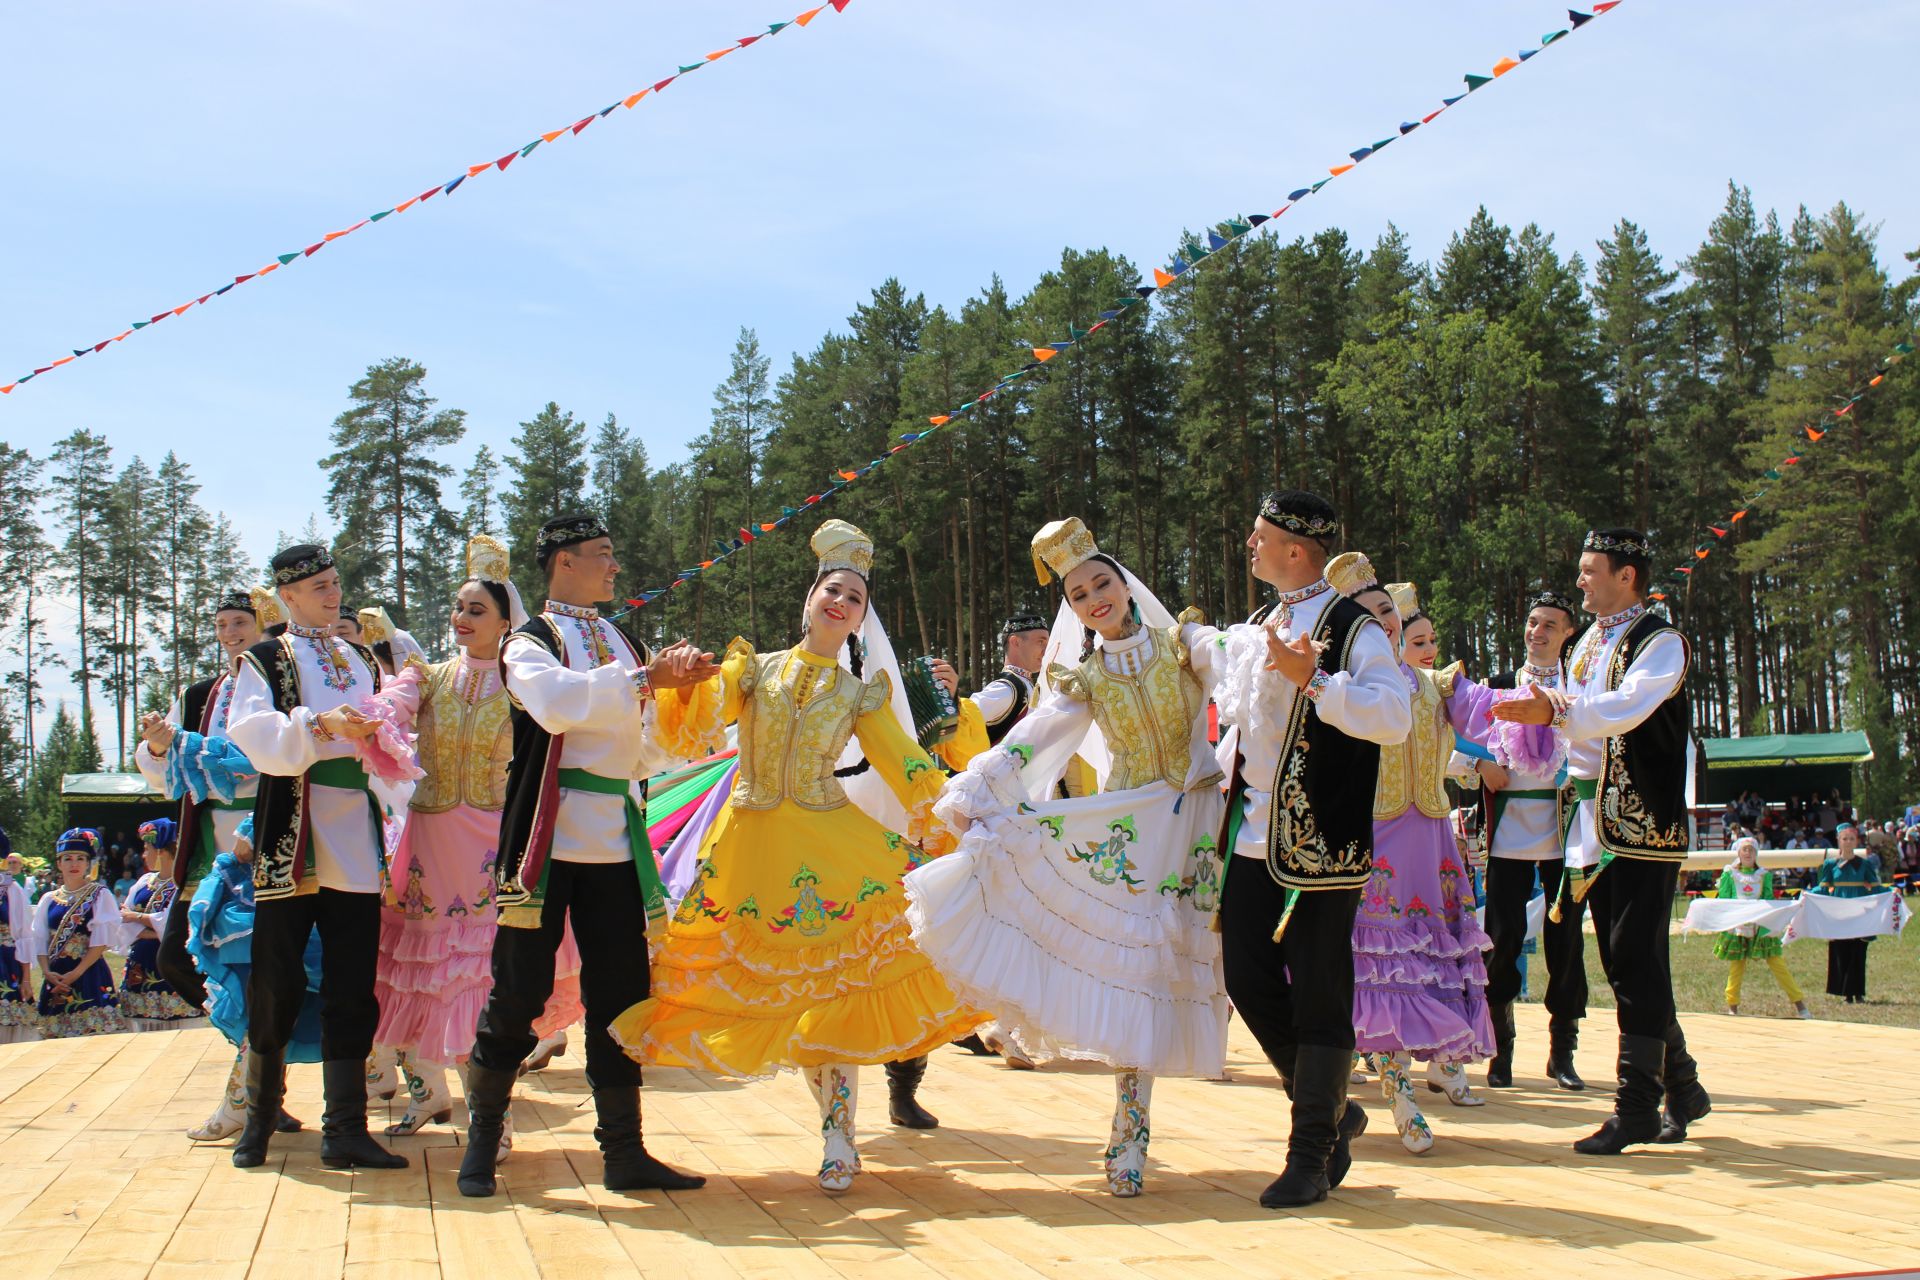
811, 519, 874, 578
249, 585, 286, 629
467, 533, 511, 584
1324, 551, 1379, 598
357, 606, 396, 646
1387, 582, 1420, 619
1030, 517, 1099, 586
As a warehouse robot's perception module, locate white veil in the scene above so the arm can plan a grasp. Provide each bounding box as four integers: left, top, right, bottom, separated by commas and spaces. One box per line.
1035, 558, 1178, 794
837, 608, 916, 834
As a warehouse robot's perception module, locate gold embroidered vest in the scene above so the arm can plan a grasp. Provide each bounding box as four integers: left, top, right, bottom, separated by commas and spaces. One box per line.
733, 645, 891, 812
1373, 661, 1460, 821
1047, 625, 1217, 793
410, 658, 513, 814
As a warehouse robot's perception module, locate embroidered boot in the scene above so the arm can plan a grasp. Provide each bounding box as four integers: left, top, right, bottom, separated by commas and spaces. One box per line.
231, 1046, 286, 1168
885, 1055, 939, 1129
1485, 1002, 1515, 1088
457, 1062, 516, 1197
806, 1065, 862, 1193
519, 1029, 568, 1076
189, 1047, 249, 1142
1379, 1053, 1433, 1154
1102, 1069, 1153, 1197
387, 1056, 454, 1135
1425, 1060, 1485, 1107
319, 1059, 409, 1169
366, 1044, 401, 1101
1572, 1033, 1665, 1155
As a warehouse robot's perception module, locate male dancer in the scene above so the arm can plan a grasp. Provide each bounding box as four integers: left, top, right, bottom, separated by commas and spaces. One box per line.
1200, 491, 1410, 1207
1496, 529, 1706, 1154
135, 588, 269, 1009
968, 613, 1049, 746
459, 513, 715, 1198
1474, 588, 1588, 1090
225, 546, 403, 1170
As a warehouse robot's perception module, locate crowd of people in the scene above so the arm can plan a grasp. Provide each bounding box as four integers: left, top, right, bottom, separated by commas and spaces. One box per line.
0, 495, 1907, 1214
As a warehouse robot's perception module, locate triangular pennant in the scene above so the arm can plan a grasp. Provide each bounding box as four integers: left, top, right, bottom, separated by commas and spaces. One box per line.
1570, 10, 1593, 28
1806, 427, 1826, 442
394, 198, 419, 214
276, 252, 300, 265
570, 116, 594, 135
794, 5, 826, 25
1069, 326, 1090, 339
761, 522, 779, 532
1399, 121, 1421, 135
444, 175, 467, 194
768, 20, 789, 33
706, 48, 734, 62
215, 283, 235, 296
495, 151, 517, 171
1135, 285, 1157, 299
1763, 469, 1782, 481
1517, 48, 1538, 61
1731, 510, 1747, 522
1168, 259, 1189, 277
1869, 374, 1884, 387
830, 0, 852, 10
1784, 455, 1801, 465
1695, 548, 1711, 559
467, 163, 490, 177
1442, 93, 1464, 106
1207, 231, 1228, 250
1049, 341, 1072, 351
1348, 148, 1373, 163
929, 415, 951, 426
1310, 179, 1331, 193
541, 129, 566, 143
1371, 137, 1394, 150
1543, 29, 1569, 44
737, 34, 762, 47
369, 209, 393, 222
234, 273, 256, 284
1287, 187, 1311, 201
1247, 213, 1269, 227
258, 262, 280, 275
623, 90, 648, 108
1593, 1, 1621, 11
1099, 310, 1120, 320
653, 77, 676, 93
1033, 348, 1058, 362
1465, 73, 1493, 90
677, 63, 704, 74
1329, 163, 1355, 176
302, 242, 325, 257
1711, 526, 1729, 538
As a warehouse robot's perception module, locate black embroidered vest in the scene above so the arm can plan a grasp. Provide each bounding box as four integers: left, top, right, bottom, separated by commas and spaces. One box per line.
495, 614, 652, 912
242, 634, 382, 901
981, 668, 1034, 746
1596, 611, 1693, 861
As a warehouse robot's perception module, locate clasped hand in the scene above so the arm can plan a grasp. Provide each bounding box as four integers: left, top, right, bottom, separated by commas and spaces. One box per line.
647, 639, 721, 690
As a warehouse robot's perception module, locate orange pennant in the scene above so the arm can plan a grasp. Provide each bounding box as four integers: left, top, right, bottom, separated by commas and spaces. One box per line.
0, 384, 13, 394
1806, 427, 1826, 442
1869, 374, 1884, 386
795, 5, 825, 25
706, 47, 735, 61
541, 129, 566, 143
838, 469, 860, 481
1152, 268, 1176, 288
467, 163, 489, 177
1493, 56, 1520, 76
172, 303, 193, 316
259, 263, 280, 275
50, 356, 73, 368
623, 90, 648, 108
1329, 163, 1355, 176
928, 415, 950, 426
760, 522, 778, 532
114, 330, 132, 341
1731, 510, 1747, 522
394, 198, 418, 214
1033, 348, 1058, 362
700, 560, 714, 569
1695, 549, 1710, 560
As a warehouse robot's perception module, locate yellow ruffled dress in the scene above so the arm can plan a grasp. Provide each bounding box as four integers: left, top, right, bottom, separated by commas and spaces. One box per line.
611, 639, 983, 1076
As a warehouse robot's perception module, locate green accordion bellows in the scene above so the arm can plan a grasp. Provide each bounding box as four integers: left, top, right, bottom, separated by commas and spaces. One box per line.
902, 655, 959, 750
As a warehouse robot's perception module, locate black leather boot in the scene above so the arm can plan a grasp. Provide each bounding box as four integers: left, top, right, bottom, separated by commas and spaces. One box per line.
319, 1059, 409, 1170
1486, 1002, 1515, 1088
231, 1047, 286, 1169
1261, 1044, 1350, 1207
1654, 1020, 1711, 1143
594, 1086, 706, 1192
1546, 1016, 1586, 1091
276, 1064, 303, 1132
886, 1056, 939, 1129
458, 1062, 518, 1197
1572, 1034, 1666, 1155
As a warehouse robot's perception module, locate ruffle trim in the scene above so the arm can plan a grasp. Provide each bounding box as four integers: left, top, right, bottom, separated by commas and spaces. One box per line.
533, 979, 583, 1039
932, 748, 1026, 830
373, 983, 492, 1063
654, 644, 736, 759
1210, 624, 1287, 741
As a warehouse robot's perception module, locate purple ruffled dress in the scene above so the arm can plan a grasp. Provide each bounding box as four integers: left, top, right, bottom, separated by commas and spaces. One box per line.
1352, 666, 1497, 1063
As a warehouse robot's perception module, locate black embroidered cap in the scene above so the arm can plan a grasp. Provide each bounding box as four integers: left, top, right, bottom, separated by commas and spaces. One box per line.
999, 612, 1050, 641
215, 589, 256, 616
536, 512, 611, 568
1258, 490, 1340, 540
1583, 528, 1651, 558
1527, 587, 1579, 620
270, 543, 335, 586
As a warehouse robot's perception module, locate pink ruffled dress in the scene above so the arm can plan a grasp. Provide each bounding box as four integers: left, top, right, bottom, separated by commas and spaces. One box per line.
1352, 664, 1498, 1063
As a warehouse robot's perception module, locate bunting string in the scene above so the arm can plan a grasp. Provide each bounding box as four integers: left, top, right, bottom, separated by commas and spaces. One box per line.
0, 0, 855, 398
621, 4, 1628, 612
1650, 333, 1916, 602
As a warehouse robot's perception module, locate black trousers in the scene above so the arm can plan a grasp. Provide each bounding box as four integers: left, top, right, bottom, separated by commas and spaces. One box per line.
249, 888, 381, 1061
1483, 856, 1587, 1019
1825, 938, 1869, 999
1585, 856, 1679, 1039
472, 860, 648, 1090
1221, 853, 1361, 1069
157, 888, 209, 1010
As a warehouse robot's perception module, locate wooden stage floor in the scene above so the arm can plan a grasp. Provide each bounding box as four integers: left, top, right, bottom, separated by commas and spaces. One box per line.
2, 1005, 1917, 1280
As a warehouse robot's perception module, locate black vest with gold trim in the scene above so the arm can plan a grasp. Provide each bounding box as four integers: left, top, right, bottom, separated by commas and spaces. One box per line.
980, 668, 1034, 746
1596, 612, 1692, 861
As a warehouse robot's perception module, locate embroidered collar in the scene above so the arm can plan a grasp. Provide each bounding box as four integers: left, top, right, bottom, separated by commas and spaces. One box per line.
287, 621, 332, 640
1522, 660, 1563, 682
1276, 578, 1331, 611
1595, 603, 1645, 632
1006, 665, 1037, 682
545, 600, 600, 620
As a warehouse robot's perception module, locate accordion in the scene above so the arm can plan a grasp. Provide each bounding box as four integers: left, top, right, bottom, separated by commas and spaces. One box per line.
902, 655, 960, 749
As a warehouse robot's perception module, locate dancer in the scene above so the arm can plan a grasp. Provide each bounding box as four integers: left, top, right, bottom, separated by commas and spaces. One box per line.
966, 613, 1051, 748
2, 852, 39, 1043
1812, 823, 1882, 1004
1495, 528, 1706, 1154
368, 537, 520, 1136
459, 512, 716, 1199
117, 819, 207, 1031
32, 831, 128, 1038
1327, 562, 1498, 1153
135, 587, 268, 1010
1714, 836, 1809, 1018
1473, 588, 1587, 1090
907, 518, 1228, 1197
225, 543, 406, 1170
1197, 492, 1410, 1207
184, 817, 321, 1142
610, 519, 982, 1194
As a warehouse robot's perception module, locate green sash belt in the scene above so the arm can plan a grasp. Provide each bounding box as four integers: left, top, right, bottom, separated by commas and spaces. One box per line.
1552, 776, 1607, 922
303, 757, 381, 885
558, 768, 667, 927
1573, 777, 1598, 802
190, 796, 243, 883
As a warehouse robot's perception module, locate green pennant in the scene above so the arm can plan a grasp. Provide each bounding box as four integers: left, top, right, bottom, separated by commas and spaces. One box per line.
368, 209, 393, 222
519, 139, 542, 158
1115, 296, 1140, 308
131, 320, 149, 329
1895, 341, 1915, 355
1070, 326, 1090, 340
1543, 29, 1568, 44
1763, 469, 1782, 481
1227, 219, 1252, 235
276, 252, 300, 265
1371, 136, 1394, 150
1185, 241, 1210, 260
1465, 73, 1493, 90
768, 20, 788, 33
678, 62, 703, 74
1311, 178, 1331, 193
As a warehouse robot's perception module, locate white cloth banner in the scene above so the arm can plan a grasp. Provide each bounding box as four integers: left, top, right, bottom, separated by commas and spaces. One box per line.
1785, 892, 1908, 942
1682, 898, 1799, 940
1474, 890, 1547, 944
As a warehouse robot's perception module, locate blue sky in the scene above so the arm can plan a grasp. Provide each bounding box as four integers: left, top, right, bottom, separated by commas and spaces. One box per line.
4, 1, 1918, 755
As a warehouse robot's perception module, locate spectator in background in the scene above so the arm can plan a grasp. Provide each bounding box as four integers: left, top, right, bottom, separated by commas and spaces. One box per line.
1864, 820, 1896, 871
1785, 793, 1805, 823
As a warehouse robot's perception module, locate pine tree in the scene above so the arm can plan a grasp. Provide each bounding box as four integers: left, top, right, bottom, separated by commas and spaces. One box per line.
502, 402, 590, 605
46, 429, 113, 751
591, 415, 657, 616
459, 445, 502, 539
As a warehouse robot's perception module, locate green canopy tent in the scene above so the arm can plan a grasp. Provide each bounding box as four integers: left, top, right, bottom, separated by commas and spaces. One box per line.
58, 772, 173, 859
1695, 731, 1873, 805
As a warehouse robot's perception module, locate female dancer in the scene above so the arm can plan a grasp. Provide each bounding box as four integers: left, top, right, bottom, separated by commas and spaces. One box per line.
32, 830, 128, 1038
185, 817, 318, 1141
1713, 836, 1809, 1018
118, 819, 206, 1031
1, 852, 35, 1044
367, 536, 585, 1135
611, 519, 982, 1193
906, 518, 1229, 1197
1327, 556, 1496, 1153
